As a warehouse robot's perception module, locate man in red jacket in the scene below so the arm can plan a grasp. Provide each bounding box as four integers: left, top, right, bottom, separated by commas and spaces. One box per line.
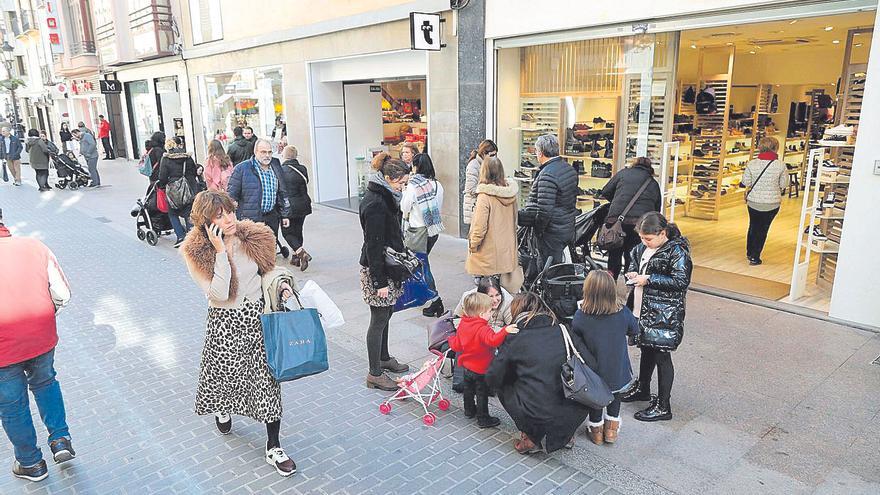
97, 115, 114, 160
0, 209, 75, 482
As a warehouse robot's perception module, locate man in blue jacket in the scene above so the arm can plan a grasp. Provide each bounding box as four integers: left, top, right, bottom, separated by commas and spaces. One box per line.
227, 138, 291, 241
0, 126, 24, 185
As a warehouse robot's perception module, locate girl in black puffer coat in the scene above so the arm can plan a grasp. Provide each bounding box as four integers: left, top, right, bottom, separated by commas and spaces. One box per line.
278, 145, 313, 270
621, 211, 692, 422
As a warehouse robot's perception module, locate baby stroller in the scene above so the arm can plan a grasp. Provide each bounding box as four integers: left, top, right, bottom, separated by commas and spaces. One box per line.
528, 259, 597, 324
51, 150, 91, 190
131, 182, 174, 246
378, 348, 452, 426
571, 203, 610, 267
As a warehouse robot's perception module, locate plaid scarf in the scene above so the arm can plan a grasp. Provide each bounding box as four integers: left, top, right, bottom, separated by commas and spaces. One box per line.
409, 174, 444, 236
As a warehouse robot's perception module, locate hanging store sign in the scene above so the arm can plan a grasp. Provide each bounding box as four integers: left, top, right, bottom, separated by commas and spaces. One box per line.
70, 80, 95, 95
99, 80, 122, 94
410, 12, 442, 51
44, 0, 64, 54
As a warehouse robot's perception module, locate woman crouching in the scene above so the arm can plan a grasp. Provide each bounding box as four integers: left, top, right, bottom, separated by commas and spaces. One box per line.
181, 190, 296, 477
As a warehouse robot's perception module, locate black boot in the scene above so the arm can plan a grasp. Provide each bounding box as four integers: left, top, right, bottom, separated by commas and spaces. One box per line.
422, 298, 445, 318
463, 391, 476, 418
634, 396, 672, 422
590, 137, 600, 158
475, 394, 500, 428
604, 137, 613, 158
620, 382, 653, 403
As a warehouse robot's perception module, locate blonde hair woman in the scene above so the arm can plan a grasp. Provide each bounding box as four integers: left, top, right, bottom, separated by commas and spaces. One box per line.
570, 270, 639, 445
181, 190, 296, 477
741, 136, 788, 265
157, 137, 199, 247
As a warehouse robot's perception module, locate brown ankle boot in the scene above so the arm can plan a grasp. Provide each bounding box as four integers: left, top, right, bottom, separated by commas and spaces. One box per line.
297, 249, 312, 271
604, 418, 620, 444
365, 373, 398, 391
587, 423, 604, 446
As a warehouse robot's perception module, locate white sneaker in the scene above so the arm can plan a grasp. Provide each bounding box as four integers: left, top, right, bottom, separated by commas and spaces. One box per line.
265, 445, 296, 477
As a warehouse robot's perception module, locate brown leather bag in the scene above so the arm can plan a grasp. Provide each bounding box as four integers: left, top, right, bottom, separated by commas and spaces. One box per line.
597, 178, 653, 250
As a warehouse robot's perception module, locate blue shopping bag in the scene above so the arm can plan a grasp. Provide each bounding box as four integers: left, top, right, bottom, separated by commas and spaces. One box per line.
393, 252, 438, 312
260, 307, 329, 382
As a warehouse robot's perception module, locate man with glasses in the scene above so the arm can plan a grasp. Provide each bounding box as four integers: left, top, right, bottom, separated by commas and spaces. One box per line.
227, 138, 291, 241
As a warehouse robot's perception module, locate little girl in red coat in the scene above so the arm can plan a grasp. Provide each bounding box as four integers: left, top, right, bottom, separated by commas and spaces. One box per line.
448, 292, 517, 428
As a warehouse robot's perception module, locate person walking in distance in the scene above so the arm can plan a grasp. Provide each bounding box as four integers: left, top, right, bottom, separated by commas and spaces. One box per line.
621, 212, 692, 422
71, 129, 100, 187
400, 152, 445, 316
58, 123, 72, 154
0, 209, 75, 482
599, 157, 662, 279
741, 136, 788, 266
25, 129, 52, 192
0, 126, 24, 186
226, 126, 255, 166
96, 115, 114, 160
278, 145, 313, 270
571, 270, 639, 445
526, 134, 578, 269
244, 126, 258, 148
463, 139, 497, 226
226, 138, 291, 243
203, 139, 234, 192
181, 191, 297, 477
360, 153, 412, 391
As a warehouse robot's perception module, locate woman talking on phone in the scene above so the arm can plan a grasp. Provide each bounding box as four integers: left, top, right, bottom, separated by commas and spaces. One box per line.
181, 190, 297, 477
620, 211, 692, 423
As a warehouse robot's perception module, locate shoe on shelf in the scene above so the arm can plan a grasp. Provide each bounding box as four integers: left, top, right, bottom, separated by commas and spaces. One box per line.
215, 412, 232, 435
422, 298, 445, 318
634, 397, 672, 422
514, 170, 528, 179
49, 437, 76, 464
12, 459, 48, 482
380, 357, 409, 373
265, 444, 296, 477
366, 372, 399, 391
810, 226, 827, 240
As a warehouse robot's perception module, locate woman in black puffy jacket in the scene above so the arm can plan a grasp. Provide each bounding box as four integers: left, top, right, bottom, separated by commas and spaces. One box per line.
278, 145, 313, 270
620, 211, 692, 423
157, 137, 199, 247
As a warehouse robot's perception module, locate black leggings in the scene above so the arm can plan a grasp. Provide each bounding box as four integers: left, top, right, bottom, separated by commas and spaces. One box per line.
639, 348, 674, 402
35, 169, 50, 190
589, 398, 621, 422
282, 215, 306, 251
367, 305, 393, 375
606, 222, 641, 280
266, 420, 281, 449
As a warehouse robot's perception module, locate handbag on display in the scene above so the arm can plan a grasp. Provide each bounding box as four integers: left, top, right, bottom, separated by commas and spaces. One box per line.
260, 290, 329, 382
559, 324, 613, 409
597, 178, 653, 251
393, 252, 438, 312
166, 159, 194, 210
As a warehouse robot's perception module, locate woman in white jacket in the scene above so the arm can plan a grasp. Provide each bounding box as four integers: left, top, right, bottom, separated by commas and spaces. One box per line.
463, 139, 497, 226
741, 136, 788, 266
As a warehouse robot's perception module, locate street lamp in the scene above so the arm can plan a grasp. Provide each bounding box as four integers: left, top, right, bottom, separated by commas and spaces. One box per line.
1, 41, 20, 137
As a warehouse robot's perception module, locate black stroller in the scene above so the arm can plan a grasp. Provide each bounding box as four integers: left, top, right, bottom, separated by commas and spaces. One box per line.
51, 149, 91, 190
517, 204, 607, 323
131, 182, 173, 246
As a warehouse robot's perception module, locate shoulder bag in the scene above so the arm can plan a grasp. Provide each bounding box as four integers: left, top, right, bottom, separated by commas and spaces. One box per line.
166, 159, 194, 210
744, 159, 775, 204
559, 324, 614, 409
288, 164, 309, 184
597, 178, 653, 251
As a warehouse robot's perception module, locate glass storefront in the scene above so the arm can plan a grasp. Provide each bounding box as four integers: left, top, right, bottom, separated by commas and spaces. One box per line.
495, 10, 876, 314
125, 79, 160, 157
198, 67, 284, 147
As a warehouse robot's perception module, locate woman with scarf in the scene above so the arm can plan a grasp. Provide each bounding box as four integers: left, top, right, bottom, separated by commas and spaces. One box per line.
400, 153, 445, 317
360, 153, 412, 391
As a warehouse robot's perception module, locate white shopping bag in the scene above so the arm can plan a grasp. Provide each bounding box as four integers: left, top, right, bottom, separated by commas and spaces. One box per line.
293, 280, 345, 329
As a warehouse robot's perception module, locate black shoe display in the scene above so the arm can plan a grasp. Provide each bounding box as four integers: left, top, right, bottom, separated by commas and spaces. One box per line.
634, 397, 672, 422
514, 170, 528, 179
604, 137, 613, 159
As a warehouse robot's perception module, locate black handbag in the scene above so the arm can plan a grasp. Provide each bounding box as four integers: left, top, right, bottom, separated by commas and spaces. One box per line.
384, 246, 420, 281
559, 324, 614, 409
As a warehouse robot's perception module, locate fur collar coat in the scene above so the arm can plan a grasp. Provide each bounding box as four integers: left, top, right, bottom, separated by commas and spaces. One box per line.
181, 220, 276, 303
466, 180, 520, 276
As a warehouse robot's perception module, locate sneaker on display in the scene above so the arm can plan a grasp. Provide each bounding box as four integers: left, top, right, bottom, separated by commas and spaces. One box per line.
823, 192, 836, 208
811, 226, 828, 240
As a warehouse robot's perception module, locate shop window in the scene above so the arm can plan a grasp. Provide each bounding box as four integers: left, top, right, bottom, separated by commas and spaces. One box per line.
189, 0, 223, 45
15, 56, 25, 77
199, 67, 284, 148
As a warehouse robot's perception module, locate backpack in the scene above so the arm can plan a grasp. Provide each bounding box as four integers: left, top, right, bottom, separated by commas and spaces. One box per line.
137, 151, 152, 177
166, 158, 194, 210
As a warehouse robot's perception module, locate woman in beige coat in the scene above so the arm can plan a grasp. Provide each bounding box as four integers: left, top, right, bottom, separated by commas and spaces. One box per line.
466, 156, 523, 293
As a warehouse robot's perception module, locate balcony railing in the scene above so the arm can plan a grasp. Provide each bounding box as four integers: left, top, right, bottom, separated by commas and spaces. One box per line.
70, 40, 97, 56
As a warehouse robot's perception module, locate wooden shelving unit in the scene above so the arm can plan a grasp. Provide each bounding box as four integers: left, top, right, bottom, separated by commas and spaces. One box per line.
515, 97, 560, 207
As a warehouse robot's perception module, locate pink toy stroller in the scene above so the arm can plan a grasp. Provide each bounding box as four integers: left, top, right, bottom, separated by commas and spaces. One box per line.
378, 349, 451, 425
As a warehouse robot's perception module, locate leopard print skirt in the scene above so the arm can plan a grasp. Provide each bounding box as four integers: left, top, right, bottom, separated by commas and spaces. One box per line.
360, 266, 403, 307
195, 298, 282, 423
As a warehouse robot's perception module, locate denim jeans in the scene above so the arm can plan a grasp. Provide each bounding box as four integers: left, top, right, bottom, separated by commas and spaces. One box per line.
168, 213, 192, 241
0, 348, 70, 465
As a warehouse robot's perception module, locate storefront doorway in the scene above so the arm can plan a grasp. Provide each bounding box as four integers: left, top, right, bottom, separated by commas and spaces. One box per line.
125, 75, 188, 159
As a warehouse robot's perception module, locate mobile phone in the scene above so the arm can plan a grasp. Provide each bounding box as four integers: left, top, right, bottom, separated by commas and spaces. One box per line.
210, 223, 223, 239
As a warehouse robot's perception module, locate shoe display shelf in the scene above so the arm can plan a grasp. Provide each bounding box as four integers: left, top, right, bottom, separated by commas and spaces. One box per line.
515, 97, 560, 207
685, 70, 732, 220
